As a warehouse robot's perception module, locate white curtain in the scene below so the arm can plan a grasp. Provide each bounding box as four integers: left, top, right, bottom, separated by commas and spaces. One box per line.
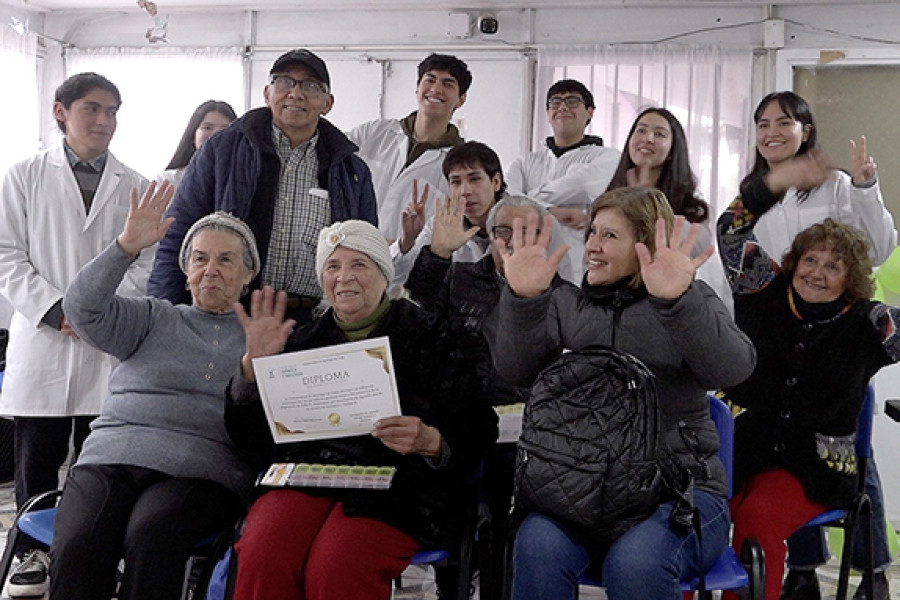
66, 47, 244, 179
0, 23, 38, 181
535, 44, 753, 220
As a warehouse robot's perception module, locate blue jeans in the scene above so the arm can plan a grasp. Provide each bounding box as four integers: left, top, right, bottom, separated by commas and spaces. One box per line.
511, 490, 730, 600
787, 456, 892, 572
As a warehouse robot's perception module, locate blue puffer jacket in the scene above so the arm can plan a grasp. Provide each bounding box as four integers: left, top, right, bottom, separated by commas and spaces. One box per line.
147, 107, 378, 303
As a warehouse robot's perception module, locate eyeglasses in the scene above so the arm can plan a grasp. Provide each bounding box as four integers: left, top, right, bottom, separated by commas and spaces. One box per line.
547, 96, 585, 110
270, 75, 328, 96
491, 225, 541, 242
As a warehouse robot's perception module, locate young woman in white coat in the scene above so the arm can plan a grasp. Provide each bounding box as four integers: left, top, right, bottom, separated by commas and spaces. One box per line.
735, 90, 897, 600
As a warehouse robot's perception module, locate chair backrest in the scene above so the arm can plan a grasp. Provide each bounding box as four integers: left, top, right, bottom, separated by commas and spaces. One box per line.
855, 384, 875, 459
708, 395, 734, 499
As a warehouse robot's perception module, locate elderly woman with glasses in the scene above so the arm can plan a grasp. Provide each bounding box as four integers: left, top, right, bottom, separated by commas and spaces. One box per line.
225, 220, 498, 600
495, 186, 755, 600
48, 182, 259, 600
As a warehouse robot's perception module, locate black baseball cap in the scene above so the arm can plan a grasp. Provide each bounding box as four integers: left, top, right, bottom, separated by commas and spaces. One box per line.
270, 49, 330, 88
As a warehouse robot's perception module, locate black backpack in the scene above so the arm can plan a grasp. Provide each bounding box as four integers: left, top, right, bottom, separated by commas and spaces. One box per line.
513, 346, 664, 545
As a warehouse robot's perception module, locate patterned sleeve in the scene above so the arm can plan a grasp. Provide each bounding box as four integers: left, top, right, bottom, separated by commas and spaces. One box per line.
869, 302, 900, 362
716, 195, 779, 295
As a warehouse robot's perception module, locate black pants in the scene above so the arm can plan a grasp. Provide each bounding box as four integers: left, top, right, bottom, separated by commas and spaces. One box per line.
14, 415, 93, 507
49, 464, 243, 600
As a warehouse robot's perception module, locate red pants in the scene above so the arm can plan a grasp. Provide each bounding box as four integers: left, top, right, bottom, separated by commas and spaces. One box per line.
728, 469, 831, 600
233, 490, 421, 600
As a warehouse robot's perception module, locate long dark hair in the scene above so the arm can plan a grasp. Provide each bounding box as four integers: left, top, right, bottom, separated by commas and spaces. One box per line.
606, 107, 708, 223
165, 100, 237, 170
740, 91, 817, 197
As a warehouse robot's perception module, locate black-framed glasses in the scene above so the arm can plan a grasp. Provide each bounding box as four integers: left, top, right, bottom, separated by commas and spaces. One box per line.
491, 225, 541, 242
270, 75, 328, 96
546, 96, 585, 110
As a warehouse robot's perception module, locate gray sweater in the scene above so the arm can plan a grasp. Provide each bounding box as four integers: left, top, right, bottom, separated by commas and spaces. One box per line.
63, 241, 256, 500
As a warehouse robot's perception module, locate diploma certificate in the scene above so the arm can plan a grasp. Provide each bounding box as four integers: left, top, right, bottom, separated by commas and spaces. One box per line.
252, 336, 402, 443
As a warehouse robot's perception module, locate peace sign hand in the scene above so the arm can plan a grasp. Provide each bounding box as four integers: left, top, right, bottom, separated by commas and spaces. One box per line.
636, 217, 713, 300
398, 179, 430, 254
850, 136, 877, 185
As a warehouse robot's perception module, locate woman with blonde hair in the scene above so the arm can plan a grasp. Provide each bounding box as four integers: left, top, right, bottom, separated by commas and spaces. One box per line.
497, 186, 755, 600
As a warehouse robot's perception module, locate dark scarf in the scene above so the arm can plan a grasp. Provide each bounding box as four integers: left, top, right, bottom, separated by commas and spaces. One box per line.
788, 286, 852, 323
546, 134, 604, 158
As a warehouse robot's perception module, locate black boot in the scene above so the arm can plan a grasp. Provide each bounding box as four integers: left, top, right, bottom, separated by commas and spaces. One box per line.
851, 571, 889, 600
780, 569, 821, 600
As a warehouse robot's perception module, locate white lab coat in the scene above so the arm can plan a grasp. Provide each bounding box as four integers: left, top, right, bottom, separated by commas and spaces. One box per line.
755, 170, 896, 266
0, 144, 150, 416
506, 143, 621, 283
347, 119, 452, 241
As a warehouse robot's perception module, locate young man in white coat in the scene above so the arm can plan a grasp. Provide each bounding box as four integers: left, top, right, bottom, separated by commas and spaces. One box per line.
347, 53, 471, 242
506, 79, 620, 282
0, 72, 150, 597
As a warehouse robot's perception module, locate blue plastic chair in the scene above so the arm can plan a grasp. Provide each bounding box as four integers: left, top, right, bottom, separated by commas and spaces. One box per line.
574, 395, 764, 600
794, 384, 876, 600
0, 489, 61, 589
0, 488, 224, 600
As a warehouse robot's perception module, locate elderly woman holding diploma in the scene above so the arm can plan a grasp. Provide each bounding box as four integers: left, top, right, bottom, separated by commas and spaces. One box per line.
225, 220, 497, 600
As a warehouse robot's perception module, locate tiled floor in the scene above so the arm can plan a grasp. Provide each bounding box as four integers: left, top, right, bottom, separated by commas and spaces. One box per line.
0, 473, 896, 600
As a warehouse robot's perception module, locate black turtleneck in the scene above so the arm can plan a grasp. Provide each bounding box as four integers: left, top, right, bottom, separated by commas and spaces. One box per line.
789, 286, 851, 323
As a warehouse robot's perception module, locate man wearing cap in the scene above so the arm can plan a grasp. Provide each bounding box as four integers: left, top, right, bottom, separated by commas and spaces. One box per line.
347, 53, 471, 243
148, 49, 377, 324
506, 78, 620, 282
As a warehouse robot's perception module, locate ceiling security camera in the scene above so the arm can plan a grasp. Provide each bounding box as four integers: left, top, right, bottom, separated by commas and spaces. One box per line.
479, 15, 499, 35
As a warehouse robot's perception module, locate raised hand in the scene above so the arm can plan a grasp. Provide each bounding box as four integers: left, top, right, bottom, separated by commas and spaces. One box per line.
850, 135, 877, 185
635, 217, 713, 300
764, 148, 837, 194
234, 286, 297, 381
430, 194, 480, 258
116, 181, 176, 256
372, 415, 442, 457
495, 213, 569, 298
397, 179, 430, 254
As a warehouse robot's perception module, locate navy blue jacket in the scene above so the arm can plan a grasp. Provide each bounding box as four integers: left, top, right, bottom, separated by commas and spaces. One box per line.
147, 107, 377, 303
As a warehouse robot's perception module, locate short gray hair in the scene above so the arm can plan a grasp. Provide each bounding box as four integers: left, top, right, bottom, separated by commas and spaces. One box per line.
485, 194, 548, 233
179, 211, 260, 277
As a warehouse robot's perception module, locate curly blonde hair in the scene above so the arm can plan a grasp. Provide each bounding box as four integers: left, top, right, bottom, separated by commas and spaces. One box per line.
781, 218, 874, 303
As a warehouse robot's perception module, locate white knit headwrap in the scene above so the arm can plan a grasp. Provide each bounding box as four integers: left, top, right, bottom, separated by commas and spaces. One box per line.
179, 211, 261, 276
315, 220, 394, 285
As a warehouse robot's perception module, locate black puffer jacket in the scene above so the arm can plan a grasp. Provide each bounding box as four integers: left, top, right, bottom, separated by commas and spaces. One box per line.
226, 299, 498, 548
407, 247, 564, 404
495, 278, 757, 499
